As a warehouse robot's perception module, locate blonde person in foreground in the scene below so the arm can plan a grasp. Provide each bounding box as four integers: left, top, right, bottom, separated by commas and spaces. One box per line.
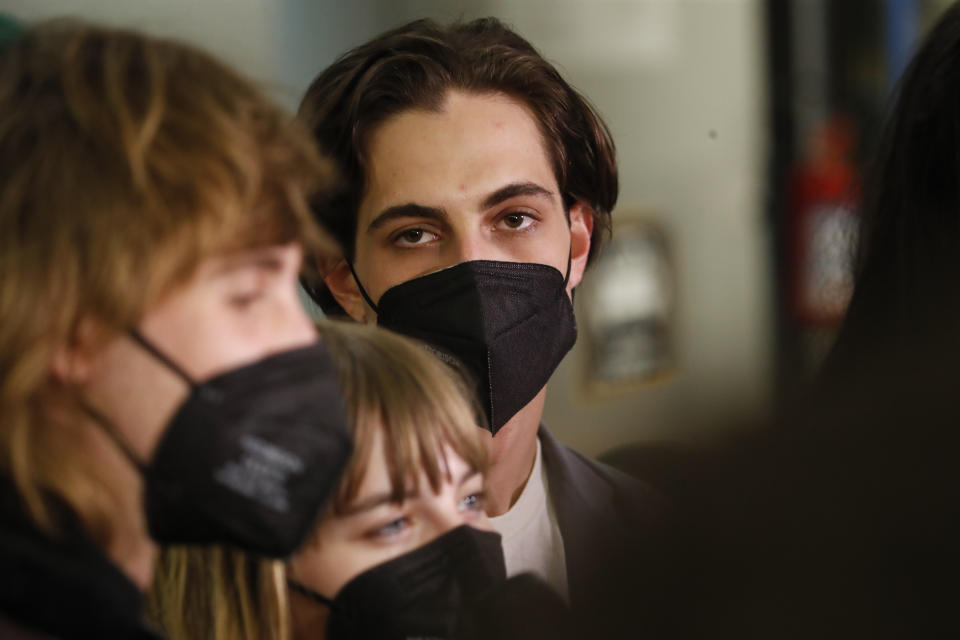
0, 21, 351, 639
149, 321, 573, 640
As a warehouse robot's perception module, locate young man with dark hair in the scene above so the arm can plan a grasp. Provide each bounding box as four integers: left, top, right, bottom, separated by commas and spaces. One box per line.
299, 17, 660, 612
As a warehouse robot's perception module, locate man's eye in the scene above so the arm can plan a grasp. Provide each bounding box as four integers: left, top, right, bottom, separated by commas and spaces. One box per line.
458, 492, 486, 512
500, 213, 534, 230
392, 228, 438, 247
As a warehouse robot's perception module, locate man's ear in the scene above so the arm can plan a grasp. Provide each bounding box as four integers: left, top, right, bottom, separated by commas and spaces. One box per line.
49, 318, 99, 385
567, 201, 595, 293
323, 259, 369, 322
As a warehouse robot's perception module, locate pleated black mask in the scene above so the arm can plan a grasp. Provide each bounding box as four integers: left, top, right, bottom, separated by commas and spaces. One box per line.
84, 332, 352, 558
350, 259, 577, 435
288, 525, 507, 640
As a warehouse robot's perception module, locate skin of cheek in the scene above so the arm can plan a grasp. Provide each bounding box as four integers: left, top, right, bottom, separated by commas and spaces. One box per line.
84, 245, 314, 464
140, 244, 314, 381
81, 336, 188, 462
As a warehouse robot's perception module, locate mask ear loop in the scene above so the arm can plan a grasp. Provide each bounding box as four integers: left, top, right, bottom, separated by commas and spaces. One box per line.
78, 398, 149, 475
346, 261, 381, 315
563, 236, 576, 304
128, 330, 196, 388
79, 329, 204, 475
288, 579, 336, 608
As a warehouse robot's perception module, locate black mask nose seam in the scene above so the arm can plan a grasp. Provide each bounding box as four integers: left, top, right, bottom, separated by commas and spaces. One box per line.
350, 250, 572, 317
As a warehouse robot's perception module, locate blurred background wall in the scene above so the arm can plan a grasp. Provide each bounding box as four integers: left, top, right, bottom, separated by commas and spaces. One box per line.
4, 0, 945, 460
0, 0, 773, 458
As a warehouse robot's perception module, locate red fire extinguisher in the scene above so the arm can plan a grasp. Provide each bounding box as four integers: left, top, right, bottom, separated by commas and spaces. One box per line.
786, 114, 860, 327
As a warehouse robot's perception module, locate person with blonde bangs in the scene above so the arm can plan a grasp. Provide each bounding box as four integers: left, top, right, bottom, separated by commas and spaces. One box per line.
150, 321, 571, 640
0, 21, 352, 639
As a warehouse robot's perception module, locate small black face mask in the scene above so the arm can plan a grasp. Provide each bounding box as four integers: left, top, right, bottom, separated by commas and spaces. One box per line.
84, 332, 352, 558
350, 259, 577, 435
288, 525, 507, 639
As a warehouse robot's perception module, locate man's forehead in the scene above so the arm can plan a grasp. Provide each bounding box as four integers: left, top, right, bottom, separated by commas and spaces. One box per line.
366, 90, 546, 159
359, 90, 557, 217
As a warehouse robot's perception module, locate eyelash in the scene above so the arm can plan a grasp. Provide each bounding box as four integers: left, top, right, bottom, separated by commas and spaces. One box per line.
459, 491, 486, 512
495, 209, 542, 234
499, 211, 530, 226
370, 517, 410, 539
387, 207, 541, 248
228, 291, 263, 309
390, 227, 440, 248
365, 491, 486, 539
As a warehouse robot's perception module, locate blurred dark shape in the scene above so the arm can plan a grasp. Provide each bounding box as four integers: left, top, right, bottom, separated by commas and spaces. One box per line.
457, 573, 577, 640
601, 441, 700, 501
628, 330, 960, 638
823, 0, 960, 384
602, 6, 960, 636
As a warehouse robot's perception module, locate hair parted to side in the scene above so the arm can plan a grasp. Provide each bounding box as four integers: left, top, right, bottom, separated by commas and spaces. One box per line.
298, 17, 619, 314
148, 320, 487, 640
0, 20, 337, 540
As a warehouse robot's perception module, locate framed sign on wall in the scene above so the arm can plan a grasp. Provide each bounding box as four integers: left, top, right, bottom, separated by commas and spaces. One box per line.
578, 214, 676, 398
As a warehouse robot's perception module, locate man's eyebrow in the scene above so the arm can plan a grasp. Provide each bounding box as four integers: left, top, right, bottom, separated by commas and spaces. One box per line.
366, 203, 447, 234
481, 181, 555, 210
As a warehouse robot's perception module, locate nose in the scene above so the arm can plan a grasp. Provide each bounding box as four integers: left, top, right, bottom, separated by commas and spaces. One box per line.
448, 229, 503, 266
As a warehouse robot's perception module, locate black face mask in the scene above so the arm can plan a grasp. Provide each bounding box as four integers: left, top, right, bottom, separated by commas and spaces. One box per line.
83, 332, 352, 558
350, 258, 577, 435
288, 525, 507, 640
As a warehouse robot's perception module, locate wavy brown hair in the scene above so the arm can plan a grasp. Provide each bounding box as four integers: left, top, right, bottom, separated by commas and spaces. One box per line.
298, 17, 618, 314
0, 20, 336, 542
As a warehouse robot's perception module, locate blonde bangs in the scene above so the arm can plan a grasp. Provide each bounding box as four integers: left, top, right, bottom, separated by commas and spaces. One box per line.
315, 322, 488, 516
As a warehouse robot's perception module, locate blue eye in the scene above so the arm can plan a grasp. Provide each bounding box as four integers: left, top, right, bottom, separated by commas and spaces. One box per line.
458, 492, 485, 512
373, 517, 408, 538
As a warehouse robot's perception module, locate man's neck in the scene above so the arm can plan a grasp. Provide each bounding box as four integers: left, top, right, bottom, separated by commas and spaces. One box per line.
481, 389, 546, 517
